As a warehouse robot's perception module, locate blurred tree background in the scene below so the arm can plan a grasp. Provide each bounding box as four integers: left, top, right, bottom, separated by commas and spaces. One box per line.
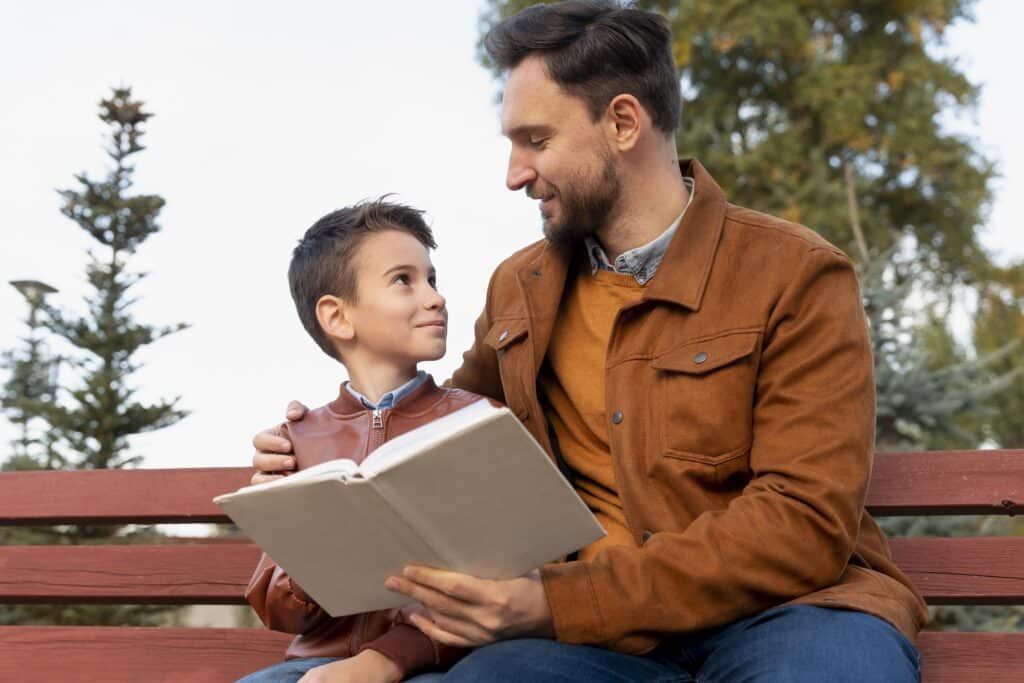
480, 0, 1024, 631
0, 87, 189, 626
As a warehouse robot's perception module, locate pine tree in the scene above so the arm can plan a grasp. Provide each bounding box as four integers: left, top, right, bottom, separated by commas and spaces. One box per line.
1, 281, 61, 470
46, 87, 189, 472
0, 87, 189, 626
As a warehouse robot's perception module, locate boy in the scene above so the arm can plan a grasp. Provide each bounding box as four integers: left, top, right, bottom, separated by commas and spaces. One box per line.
239, 199, 489, 683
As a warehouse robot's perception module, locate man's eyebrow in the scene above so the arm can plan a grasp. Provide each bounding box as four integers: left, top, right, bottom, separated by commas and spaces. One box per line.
503, 124, 554, 139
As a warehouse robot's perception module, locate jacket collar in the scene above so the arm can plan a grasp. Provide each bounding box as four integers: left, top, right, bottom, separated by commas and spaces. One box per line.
327, 374, 446, 418
642, 158, 726, 311
511, 158, 725, 370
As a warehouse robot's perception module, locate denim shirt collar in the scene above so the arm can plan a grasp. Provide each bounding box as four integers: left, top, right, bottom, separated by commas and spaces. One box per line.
585, 176, 695, 285
344, 370, 429, 411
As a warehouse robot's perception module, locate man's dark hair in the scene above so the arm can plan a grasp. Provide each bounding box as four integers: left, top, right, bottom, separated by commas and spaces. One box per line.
288, 198, 437, 360
484, 1, 681, 134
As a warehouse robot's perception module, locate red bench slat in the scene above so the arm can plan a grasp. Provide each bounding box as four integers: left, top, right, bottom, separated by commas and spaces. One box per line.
889, 537, 1024, 604
917, 632, 1024, 683
0, 627, 291, 683
0, 627, 1019, 683
1, 538, 1022, 605
0, 544, 262, 603
1, 451, 1021, 525
868, 449, 1024, 515
0, 467, 251, 525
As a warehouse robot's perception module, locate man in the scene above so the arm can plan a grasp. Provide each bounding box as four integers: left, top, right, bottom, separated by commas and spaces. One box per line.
253, 2, 926, 680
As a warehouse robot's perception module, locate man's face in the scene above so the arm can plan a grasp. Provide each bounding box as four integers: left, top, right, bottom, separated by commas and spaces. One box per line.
340, 229, 447, 366
501, 55, 622, 247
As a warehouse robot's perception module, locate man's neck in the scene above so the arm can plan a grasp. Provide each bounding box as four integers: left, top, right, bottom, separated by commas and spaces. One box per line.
344, 361, 419, 406
595, 157, 689, 261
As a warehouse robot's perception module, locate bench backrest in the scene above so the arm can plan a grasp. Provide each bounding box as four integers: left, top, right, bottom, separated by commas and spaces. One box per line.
1, 450, 1022, 682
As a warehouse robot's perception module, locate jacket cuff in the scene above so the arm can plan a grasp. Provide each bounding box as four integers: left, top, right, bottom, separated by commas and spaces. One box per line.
540, 561, 606, 643
359, 623, 437, 677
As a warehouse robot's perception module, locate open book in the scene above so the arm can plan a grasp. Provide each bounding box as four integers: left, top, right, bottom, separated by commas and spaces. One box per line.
214, 400, 605, 617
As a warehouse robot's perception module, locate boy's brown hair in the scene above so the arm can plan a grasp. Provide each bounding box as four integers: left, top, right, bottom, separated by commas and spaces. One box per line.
288, 198, 437, 359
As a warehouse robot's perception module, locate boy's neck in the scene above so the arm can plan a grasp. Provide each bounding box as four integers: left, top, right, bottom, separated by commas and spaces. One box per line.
345, 362, 420, 406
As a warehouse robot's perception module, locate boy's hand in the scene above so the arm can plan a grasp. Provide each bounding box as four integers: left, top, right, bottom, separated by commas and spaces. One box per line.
250, 400, 308, 485
385, 567, 554, 647
296, 649, 401, 683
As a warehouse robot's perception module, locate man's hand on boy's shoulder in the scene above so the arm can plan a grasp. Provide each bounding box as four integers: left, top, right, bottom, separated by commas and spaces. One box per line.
250, 400, 309, 485
297, 649, 401, 683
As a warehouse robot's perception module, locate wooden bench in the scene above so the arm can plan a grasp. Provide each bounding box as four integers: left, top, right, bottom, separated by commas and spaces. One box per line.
1, 449, 1022, 682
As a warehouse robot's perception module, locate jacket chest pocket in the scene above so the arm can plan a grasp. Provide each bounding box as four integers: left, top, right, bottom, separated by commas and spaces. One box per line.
484, 319, 531, 421
652, 330, 760, 466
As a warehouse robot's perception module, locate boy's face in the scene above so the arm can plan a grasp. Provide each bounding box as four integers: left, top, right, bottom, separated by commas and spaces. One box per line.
338, 229, 447, 367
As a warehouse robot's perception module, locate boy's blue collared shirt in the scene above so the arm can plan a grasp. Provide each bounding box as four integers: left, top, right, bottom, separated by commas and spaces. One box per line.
343, 370, 429, 411
584, 176, 695, 285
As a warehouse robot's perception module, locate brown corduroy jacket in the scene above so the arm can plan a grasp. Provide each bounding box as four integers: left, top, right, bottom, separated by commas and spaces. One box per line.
449, 158, 928, 654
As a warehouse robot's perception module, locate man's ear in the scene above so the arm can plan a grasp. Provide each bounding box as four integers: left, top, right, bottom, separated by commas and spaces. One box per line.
606, 94, 644, 152
316, 295, 355, 343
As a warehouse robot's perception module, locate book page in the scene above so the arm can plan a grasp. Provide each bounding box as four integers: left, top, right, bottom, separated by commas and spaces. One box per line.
358, 399, 498, 477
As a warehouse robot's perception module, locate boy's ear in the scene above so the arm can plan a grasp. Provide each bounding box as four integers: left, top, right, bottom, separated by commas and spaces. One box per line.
315, 295, 355, 343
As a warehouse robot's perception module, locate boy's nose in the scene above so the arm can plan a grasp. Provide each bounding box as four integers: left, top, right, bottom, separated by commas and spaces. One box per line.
425, 289, 446, 310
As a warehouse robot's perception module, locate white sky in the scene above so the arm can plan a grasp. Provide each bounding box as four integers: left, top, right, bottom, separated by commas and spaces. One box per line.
1, 0, 1021, 471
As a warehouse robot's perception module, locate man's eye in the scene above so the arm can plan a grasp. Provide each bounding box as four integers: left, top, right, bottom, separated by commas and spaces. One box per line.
530, 138, 547, 148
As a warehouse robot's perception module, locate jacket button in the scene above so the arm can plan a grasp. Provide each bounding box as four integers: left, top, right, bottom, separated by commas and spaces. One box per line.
694, 351, 708, 364
611, 411, 623, 425
641, 530, 653, 544
498, 329, 509, 342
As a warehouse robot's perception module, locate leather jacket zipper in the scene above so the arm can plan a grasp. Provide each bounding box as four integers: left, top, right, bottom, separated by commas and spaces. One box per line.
372, 408, 383, 429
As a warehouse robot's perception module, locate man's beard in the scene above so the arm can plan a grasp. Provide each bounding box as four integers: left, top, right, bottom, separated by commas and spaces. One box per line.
540, 150, 622, 249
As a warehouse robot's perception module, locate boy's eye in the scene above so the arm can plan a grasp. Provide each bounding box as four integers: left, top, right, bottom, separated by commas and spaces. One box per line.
394, 274, 411, 285
428, 276, 437, 289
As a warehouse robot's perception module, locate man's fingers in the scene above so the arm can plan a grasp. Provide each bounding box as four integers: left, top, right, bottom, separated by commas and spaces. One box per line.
402, 565, 490, 603
386, 575, 475, 618
407, 612, 481, 648
286, 400, 309, 421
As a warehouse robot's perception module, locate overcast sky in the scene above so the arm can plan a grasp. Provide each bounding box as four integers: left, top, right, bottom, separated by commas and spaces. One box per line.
1, 0, 1021, 472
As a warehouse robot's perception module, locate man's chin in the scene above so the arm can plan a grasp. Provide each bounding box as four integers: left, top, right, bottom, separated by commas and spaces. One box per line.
543, 219, 587, 250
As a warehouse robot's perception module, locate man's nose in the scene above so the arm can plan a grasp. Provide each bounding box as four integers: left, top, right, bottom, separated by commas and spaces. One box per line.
506, 150, 536, 191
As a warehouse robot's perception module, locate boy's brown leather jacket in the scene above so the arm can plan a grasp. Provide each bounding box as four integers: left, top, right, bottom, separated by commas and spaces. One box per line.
245, 377, 485, 676
449, 159, 929, 654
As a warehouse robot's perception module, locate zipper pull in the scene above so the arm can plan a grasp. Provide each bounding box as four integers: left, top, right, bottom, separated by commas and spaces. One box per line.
372, 408, 383, 429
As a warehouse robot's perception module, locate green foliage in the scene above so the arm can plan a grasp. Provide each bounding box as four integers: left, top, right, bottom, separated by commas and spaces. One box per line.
480, 0, 996, 293
45, 87, 190, 471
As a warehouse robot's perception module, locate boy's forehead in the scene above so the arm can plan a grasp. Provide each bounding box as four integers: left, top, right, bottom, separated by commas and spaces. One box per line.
355, 230, 433, 273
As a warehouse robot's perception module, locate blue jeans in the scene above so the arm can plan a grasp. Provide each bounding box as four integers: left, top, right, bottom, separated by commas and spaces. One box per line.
236, 657, 445, 682
441, 605, 921, 682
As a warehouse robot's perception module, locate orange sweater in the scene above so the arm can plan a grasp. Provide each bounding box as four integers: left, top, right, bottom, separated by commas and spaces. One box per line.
539, 260, 647, 560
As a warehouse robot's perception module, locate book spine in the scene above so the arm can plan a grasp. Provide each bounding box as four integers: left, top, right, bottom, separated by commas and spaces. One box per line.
365, 476, 461, 568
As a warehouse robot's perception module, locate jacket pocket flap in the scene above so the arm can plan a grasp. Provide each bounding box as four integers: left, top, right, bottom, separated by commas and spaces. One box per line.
483, 319, 529, 351
653, 331, 759, 374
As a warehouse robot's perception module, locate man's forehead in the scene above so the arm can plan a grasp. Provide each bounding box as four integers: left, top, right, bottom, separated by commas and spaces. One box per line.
499, 58, 572, 135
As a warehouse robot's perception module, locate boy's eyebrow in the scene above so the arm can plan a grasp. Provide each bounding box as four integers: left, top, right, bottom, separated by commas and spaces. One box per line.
382, 264, 436, 277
